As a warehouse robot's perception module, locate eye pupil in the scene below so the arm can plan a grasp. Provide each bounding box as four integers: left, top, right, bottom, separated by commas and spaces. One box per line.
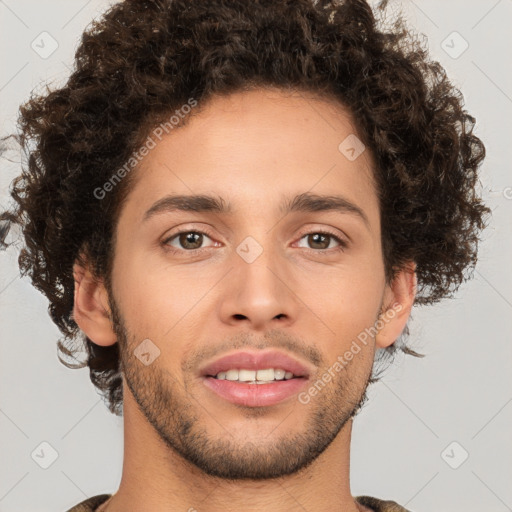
309, 233, 329, 249
180, 232, 202, 249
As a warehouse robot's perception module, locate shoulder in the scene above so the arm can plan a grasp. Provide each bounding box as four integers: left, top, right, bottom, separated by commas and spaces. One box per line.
355, 495, 413, 512
65, 494, 112, 512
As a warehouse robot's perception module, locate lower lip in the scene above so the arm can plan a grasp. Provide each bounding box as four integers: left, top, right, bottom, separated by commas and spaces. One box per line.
202, 376, 309, 407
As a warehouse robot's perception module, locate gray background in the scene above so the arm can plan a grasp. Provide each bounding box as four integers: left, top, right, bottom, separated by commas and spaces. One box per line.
1, 1, 511, 511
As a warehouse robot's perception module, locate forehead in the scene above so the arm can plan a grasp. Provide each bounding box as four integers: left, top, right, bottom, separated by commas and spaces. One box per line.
119, 87, 378, 226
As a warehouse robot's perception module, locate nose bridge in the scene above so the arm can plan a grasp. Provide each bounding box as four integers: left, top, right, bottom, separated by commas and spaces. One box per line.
219, 230, 298, 328
235, 231, 286, 296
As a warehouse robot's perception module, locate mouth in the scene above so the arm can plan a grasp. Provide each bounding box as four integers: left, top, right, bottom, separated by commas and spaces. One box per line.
199, 350, 311, 407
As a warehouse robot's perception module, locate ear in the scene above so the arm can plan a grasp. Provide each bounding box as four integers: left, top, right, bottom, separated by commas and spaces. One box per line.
375, 261, 417, 349
72, 259, 117, 346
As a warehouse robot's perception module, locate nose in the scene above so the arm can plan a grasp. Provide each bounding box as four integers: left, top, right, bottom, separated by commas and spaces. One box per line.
218, 241, 299, 331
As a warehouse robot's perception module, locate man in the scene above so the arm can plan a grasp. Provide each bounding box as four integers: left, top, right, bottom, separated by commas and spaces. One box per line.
0, 0, 489, 510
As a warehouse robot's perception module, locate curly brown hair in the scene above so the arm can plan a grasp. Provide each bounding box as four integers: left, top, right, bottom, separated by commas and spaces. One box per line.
0, 0, 491, 416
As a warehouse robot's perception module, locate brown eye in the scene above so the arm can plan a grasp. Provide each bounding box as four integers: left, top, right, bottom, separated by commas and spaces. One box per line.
296, 231, 347, 252
164, 231, 215, 251
307, 233, 330, 250
179, 232, 203, 250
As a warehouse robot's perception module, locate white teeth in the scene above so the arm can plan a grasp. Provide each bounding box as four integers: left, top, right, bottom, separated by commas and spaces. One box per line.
256, 368, 274, 381
273, 369, 285, 380
225, 369, 239, 381
238, 369, 256, 382
213, 368, 297, 382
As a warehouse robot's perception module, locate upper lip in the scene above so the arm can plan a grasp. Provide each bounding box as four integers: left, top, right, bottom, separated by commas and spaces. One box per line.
199, 350, 311, 378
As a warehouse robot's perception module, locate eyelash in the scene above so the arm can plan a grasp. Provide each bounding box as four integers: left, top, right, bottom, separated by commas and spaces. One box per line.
162, 227, 348, 256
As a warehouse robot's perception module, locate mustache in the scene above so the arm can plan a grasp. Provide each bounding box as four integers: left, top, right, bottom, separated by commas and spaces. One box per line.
181, 330, 324, 373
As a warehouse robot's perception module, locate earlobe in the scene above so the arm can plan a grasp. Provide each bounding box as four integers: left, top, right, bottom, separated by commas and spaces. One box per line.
375, 262, 417, 349
72, 260, 117, 347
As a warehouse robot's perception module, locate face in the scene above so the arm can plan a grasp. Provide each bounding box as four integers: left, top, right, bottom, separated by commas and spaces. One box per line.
107, 87, 391, 480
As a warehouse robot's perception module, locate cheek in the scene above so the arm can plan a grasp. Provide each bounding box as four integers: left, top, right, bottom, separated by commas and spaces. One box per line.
112, 250, 216, 351
110, 249, 167, 337
296, 261, 384, 355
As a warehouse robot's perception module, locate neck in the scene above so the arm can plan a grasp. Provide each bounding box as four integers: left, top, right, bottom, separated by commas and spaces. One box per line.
101, 389, 367, 512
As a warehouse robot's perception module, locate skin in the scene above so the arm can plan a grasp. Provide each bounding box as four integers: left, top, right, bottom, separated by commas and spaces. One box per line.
73, 87, 416, 512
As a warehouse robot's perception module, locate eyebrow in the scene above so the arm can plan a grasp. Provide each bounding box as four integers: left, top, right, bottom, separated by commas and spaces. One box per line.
142, 192, 370, 229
